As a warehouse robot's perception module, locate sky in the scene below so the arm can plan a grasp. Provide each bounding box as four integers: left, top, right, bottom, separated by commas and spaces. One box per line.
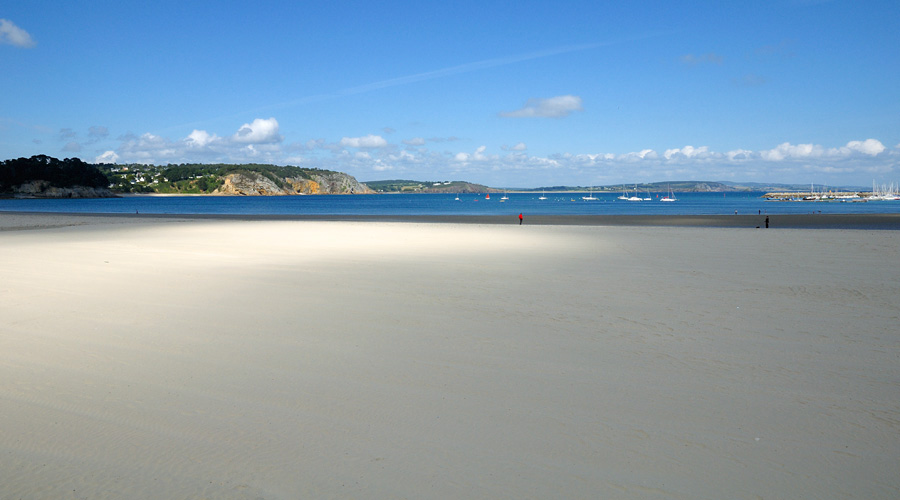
2, 0, 898, 188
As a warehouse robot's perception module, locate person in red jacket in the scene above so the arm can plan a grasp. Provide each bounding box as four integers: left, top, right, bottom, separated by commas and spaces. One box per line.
518, 213, 523, 225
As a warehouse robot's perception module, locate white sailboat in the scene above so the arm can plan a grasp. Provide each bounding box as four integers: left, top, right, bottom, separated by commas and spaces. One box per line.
626, 185, 643, 201
538, 189, 547, 200
500, 191, 509, 201
618, 185, 629, 200
660, 185, 677, 202
582, 186, 597, 200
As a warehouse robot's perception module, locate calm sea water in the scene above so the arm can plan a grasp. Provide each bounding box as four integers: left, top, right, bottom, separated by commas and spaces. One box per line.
2, 192, 899, 216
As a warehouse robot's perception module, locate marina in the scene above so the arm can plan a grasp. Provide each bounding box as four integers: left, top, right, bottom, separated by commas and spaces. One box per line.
763, 182, 900, 201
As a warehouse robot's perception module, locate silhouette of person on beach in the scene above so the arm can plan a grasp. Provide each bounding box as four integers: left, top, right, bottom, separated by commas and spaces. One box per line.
518, 213, 523, 225
765, 216, 769, 228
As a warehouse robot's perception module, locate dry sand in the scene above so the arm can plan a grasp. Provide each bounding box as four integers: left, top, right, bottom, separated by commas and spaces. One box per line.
1, 213, 898, 499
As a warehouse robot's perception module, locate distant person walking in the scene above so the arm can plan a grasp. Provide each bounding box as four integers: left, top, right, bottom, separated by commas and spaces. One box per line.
518, 213, 524, 225
765, 216, 769, 228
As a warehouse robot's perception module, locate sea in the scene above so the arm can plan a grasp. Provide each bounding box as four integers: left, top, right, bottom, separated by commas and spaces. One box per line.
2, 192, 899, 217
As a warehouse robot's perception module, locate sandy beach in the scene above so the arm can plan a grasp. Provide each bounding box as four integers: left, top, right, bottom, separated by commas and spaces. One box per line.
1, 213, 898, 498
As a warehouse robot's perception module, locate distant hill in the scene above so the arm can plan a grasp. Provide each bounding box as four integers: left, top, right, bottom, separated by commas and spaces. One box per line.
1, 155, 372, 197
717, 180, 869, 192
590, 181, 745, 193
365, 179, 493, 193
4, 157, 868, 198
365, 179, 870, 193
367, 180, 754, 193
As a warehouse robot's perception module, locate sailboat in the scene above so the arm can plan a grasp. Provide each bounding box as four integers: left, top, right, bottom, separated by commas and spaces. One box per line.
582, 186, 597, 200
626, 185, 643, 201
538, 189, 547, 200
618, 185, 629, 200
455, 193, 460, 201
660, 185, 677, 202
500, 191, 509, 201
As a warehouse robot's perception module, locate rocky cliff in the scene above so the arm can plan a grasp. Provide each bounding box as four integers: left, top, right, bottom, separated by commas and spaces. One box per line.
214, 171, 373, 195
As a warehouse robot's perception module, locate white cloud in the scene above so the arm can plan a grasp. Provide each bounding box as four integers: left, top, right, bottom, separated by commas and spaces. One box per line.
510, 142, 527, 151
664, 145, 711, 160
620, 149, 656, 161
0, 19, 35, 48
232, 118, 283, 144
500, 95, 583, 118
95, 151, 119, 164
760, 142, 819, 161
185, 129, 219, 148
340, 134, 388, 148
390, 150, 418, 162
453, 145, 493, 164
118, 133, 178, 162
403, 137, 426, 146
843, 138, 885, 156
726, 149, 753, 160
760, 139, 886, 161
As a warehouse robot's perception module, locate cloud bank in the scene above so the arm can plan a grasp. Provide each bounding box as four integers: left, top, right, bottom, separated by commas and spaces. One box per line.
90, 117, 896, 187
95, 118, 284, 165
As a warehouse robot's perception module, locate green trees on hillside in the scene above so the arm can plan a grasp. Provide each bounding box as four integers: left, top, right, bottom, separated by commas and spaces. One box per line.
0, 155, 109, 192
2, 155, 348, 195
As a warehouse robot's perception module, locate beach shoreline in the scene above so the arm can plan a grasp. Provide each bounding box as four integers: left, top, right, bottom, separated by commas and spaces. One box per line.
3, 210, 900, 230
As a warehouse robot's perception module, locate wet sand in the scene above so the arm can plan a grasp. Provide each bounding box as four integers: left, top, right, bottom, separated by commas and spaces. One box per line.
3, 211, 900, 230
1, 214, 898, 498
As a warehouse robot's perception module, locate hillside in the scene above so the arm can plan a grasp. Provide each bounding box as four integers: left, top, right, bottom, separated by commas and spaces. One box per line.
1, 156, 372, 197
100, 163, 373, 195
365, 179, 493, 193
4, 156, 867, 199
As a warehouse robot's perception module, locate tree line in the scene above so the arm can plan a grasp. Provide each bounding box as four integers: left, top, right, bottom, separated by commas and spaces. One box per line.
0, 155, 109, 192
1, 156, 344, 194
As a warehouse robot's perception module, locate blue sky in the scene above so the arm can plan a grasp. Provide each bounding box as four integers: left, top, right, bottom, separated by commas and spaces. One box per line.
2, 0, 898, 187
